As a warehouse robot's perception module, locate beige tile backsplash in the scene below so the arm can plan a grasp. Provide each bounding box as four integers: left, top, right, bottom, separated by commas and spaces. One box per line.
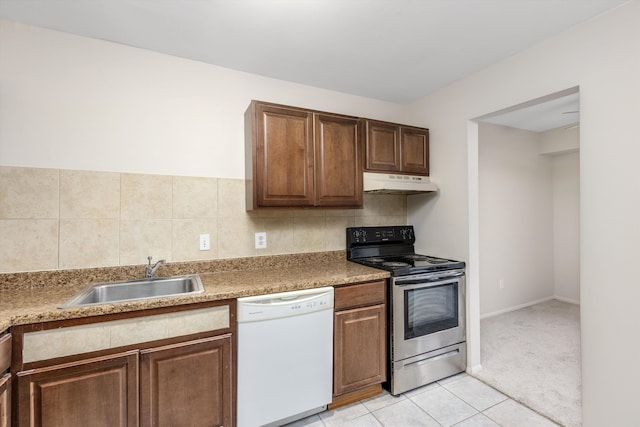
0, 166, 407, 273
0, 166, 59, 218
60, 170, 120, 219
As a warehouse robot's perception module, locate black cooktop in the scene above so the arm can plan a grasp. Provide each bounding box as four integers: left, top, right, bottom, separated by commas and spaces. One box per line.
346, 226, 465, 276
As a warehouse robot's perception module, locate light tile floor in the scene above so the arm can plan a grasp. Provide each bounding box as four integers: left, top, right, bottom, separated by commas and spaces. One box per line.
285, 373, 560, 427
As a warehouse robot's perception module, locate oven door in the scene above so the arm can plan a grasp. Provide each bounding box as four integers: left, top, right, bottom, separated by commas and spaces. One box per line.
392, 270, 465, 362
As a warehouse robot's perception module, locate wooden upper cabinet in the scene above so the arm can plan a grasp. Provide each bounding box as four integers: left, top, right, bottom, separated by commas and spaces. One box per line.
365, 121, 400, 171
314, 113, 363, 207
251, 102, 314, 207
365, 120, 429, 175
400, 126, 429, 175
246, 101, 363, 209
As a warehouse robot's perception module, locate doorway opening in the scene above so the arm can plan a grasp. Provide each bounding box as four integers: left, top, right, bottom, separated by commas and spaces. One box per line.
467, 86, 581, 426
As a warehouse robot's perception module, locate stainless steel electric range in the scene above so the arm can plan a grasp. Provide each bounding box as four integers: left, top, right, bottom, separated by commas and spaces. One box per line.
347, 225, 467, 395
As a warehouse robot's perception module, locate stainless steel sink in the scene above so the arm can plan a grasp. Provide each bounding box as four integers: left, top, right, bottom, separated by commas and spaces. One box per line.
59, 275, 205, 308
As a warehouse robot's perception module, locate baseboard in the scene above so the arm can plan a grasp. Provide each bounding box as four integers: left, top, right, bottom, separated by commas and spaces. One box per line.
480, 296, 554, 319
554, 295, 580, 305
467, 364, 483, 375
328, 384, 382, 410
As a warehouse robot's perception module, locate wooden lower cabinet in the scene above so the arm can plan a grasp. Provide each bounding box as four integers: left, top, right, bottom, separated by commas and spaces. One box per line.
12, 302, 235, 427
140, 335, 232, 427
332, 280, 387, 405
0, 374, 10, 427
16, 351, 138, 427
14, 337, 234, 427
333, 304, 386, 396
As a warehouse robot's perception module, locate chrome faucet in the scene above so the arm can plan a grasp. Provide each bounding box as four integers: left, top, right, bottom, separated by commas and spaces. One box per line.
145, 256, 166, 278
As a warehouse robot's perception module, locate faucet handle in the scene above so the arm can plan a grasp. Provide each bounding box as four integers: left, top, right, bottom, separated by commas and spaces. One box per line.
147, 256, 153, 265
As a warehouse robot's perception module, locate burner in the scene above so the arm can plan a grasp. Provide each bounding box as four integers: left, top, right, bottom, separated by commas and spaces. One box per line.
382, 261, 410, 268
347, 226, 465, 276
404, 254, 428, 261
422, 256, 450, 264
401, 254, 450, 264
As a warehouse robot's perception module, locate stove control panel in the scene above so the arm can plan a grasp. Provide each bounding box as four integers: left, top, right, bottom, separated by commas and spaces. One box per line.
347, 226, 415, 244
351, 228, 368, 242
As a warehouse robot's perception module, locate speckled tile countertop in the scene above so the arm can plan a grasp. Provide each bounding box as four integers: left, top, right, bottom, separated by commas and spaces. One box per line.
0, 251, 389, 331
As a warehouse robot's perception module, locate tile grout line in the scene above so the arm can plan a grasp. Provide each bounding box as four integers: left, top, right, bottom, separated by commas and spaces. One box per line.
469, 374, 562, 426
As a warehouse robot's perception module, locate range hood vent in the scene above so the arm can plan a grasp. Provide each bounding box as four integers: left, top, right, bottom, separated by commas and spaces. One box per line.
363, 172, 438, 195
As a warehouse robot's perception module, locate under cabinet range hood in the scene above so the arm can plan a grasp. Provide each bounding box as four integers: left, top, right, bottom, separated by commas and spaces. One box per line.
363, 172, 438, 195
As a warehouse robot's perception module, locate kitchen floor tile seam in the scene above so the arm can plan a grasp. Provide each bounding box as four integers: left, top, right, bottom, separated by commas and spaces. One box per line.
317, 401, 501, 427
409, 384, 481, 418
359, 381, 476, 426
378, 378, 512, 427
438, 378, 551, 426
466, 376, 563, 426
307, 398, 511, 427
298, 376, 558, 427
368, 397, 441, 427
470, 400, 516, 426
365, 397, 537, 427
450, 411, 491, 427
439, 378, 509, 413
482, 397, 561, 426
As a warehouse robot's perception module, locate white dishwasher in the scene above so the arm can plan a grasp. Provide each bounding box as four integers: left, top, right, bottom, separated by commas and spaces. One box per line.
237, 287, 334, 427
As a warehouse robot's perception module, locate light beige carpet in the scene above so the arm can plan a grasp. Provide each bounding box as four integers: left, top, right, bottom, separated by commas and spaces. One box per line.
475, 299, 582, 427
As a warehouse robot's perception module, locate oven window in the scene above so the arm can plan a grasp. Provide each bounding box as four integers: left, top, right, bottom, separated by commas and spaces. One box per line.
404, 283, 458, 339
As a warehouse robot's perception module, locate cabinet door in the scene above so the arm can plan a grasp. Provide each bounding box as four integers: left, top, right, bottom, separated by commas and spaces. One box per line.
314, 114, 363, 207
0, 374, 10, 427
365, 120, 400, 172
334, 304, 386, 395
16, 351, 138, 427
400, 126, 429, 175
255, 103, 315, 207
140, 335, 233, 427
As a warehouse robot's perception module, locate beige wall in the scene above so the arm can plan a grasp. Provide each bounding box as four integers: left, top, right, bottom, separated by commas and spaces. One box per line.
0, 166, 405, 273
551, 151, 580, 303
407, 2, 640, 425
0, 19, 408, 178
478, 123, 554, 316
0, 19, 409, 274
478, 123, 580, 317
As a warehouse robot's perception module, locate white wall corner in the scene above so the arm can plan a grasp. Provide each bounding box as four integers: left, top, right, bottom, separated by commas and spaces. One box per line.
467, 364, 484, 375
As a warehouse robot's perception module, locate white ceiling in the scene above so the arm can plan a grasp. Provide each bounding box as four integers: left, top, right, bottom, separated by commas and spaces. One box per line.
482, 91, 580, 132
0, 0, 623, 130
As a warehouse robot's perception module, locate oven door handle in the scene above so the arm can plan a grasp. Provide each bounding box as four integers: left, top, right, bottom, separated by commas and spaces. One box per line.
395, 270, 465, 286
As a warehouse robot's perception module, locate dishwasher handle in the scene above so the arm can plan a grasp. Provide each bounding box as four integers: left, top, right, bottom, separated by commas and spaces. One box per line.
237, 287, 334, 322
241, 292, 325, 307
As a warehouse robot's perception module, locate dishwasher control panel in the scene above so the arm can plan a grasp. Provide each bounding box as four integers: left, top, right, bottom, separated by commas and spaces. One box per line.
237, 287, 334, 322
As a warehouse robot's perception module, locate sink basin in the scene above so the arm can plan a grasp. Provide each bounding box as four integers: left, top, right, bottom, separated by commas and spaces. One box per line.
59, 275, 205, 308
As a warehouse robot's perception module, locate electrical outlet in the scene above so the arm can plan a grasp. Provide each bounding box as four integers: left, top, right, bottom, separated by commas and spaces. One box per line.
255, 232, 267, 249
499, 279, 505, 289
199, 234, 210, 251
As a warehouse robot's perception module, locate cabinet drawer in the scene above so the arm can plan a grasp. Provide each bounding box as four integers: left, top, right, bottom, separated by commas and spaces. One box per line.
335, 281, 385, 311
0, 334, 10, 373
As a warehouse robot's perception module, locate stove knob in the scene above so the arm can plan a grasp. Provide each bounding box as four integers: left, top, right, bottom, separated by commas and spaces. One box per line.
353, 229, 367, 242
